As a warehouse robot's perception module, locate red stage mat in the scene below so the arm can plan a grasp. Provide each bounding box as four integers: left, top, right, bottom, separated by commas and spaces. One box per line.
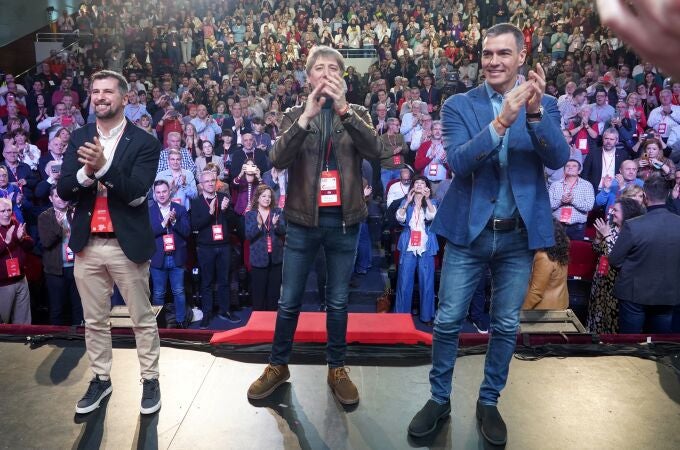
210, 312, 434, 345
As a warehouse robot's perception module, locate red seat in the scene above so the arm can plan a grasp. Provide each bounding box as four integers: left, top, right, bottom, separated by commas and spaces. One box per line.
567, 240, 598, 281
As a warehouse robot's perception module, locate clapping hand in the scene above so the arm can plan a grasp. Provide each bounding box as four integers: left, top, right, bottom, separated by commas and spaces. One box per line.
220, 196, 229, 210
77, 136, 107, 175
272, 213, 280, 225
525, 63, 546, 114
3, 225, 15, 243
209, 197, 217, 215
593, 217, 611, 239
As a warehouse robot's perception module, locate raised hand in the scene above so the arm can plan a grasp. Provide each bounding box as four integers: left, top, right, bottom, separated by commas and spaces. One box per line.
525, 63, 546, 114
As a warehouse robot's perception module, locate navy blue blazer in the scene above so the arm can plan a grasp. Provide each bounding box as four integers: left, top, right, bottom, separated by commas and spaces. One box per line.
149, 201, 191, 269
245, 208, 286, 268
431, 83, 570, 250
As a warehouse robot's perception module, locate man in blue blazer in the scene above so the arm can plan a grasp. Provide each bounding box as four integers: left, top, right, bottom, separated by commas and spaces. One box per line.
408, 24, 570, 445
149, 179, 191, 327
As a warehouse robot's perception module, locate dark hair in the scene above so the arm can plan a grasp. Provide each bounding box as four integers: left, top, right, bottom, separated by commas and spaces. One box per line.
251, 117, 264, 125
545, 219, 570, 266
410, 175, 433, 209
153, 179, 170, 189
614, 197, 645, 222
485, 23, 525, 53
573, 87, 587, 97
90, 70, 129, 96
643, 173, 672, 203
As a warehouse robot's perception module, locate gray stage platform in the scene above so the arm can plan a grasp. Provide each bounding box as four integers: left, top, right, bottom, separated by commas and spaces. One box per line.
0, 341, 678, 450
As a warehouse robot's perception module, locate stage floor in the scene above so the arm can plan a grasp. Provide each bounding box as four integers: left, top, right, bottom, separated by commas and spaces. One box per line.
1, 341, 678, 450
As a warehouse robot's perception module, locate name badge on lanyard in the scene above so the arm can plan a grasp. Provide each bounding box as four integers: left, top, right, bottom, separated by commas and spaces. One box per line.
6, 258, 20, 277
266, 235, 273, 253
559, 206, 573, 223
410, 230, 422, 246
65, 246, 75, 262
91, 195, 114, 232
393, 154, 402, 165
596, 255, 610, 276
428, 163, 438, 177
212, 224, 224, 241
658, 122, 667, 135
278, 194, 286, 209
318, 170, 342, 206
163, 234, 176, 252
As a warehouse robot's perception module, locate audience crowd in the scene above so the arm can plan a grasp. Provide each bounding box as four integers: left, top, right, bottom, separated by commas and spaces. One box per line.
1, 0, 679, 333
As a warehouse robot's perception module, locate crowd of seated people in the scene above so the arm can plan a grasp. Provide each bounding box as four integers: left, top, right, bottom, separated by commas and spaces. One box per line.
1, 0, 680, 333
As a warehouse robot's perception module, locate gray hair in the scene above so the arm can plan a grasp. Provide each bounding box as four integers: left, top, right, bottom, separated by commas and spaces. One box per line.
305, 45, 345, 75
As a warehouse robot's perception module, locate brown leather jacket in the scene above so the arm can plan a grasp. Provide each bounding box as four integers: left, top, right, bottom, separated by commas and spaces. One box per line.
270, 103, 395, 227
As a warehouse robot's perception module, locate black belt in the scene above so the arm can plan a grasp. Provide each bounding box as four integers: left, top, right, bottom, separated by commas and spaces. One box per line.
486, 217, 525, 231
92, 232, 117, 239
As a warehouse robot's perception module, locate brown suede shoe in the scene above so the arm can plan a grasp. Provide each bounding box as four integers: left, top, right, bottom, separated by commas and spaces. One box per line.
327, 367, 360, 405
247, 364, 290, 400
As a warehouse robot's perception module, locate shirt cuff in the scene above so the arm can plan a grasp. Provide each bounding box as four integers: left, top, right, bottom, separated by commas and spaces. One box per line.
488, 123, 501, 148
76, 167, 95, 187
94, 156, 114, 179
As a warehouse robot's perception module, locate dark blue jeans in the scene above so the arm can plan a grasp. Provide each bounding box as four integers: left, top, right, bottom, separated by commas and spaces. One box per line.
355, 221, 372, 274
618, 300, 673, 333
197, 245, 231, 316
270, 221, 359, 368
150, 255, 187, 323
430, 228, 534, 405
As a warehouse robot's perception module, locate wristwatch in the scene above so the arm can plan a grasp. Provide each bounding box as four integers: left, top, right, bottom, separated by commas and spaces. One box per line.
526, 106, 544, 121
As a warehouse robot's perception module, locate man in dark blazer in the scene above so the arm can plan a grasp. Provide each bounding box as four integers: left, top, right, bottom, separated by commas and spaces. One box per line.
190, 169, 241, 329
149, 179, 191, 327
420, 75, 442, 119
408, 24, 570, 444
221, 102, 252, 145
581, 127, 630, 197
609, 174, 680, 333
57, 70, 162, 416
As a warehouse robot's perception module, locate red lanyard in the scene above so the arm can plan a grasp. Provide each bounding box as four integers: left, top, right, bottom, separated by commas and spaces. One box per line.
563, 178, 578, 196
324, 137, 333, 171
258, 209, 271, 233
203, 194, 219, 223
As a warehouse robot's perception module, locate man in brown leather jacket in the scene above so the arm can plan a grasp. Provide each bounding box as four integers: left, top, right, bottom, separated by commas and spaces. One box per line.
248, 46, 395, 406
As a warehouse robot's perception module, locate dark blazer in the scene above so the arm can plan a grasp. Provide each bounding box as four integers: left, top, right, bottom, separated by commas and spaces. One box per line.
420, 86, 442, 110
245, 207, 286, 268
149, 202, 191, 269
190, 192, 237, 247
221, 116, 252, 136
431, 84, 570, 250
37, 207, 71, 276
2, 162, 39, 199
581, 146, 629, 194
57, 121, 161, 263
609, 207, 680, 305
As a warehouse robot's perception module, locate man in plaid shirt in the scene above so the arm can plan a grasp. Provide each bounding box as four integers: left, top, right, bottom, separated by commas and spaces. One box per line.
549, 159, 595, 240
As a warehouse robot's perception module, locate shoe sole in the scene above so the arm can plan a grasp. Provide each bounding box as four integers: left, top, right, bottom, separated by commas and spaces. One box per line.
247, 372, 290, 400
75, 385, 113, 414
408, 405, 451, 437
476, 408, 507, 446
140, 399, 162, 415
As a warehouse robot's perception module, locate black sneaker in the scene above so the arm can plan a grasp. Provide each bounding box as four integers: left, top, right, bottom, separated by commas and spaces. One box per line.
472, 316, 490, 334
476, 400, 507, 445
408, 399, 451, 437
140, 378, 161, 415
199, 314, 211, 329
75, 375, 113, 414
217, 311, 242, 324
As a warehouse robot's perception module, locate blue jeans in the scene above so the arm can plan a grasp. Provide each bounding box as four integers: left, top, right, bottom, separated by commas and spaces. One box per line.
197, 245, 231, 316
551, 50, 566, 61
381, 168, 401, 195
470, 267, 490, 321
395, 251, 435, 322
564, 222, 585, 240
618, 300, 673, 333
355, 221, 372, 273
270, 221, 359, 368
150, 255, 187, 323
430, 228, 534, 405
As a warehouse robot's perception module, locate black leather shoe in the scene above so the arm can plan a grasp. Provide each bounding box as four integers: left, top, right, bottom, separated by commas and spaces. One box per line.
476, 400, 507, 445
408, 399, 451, 437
